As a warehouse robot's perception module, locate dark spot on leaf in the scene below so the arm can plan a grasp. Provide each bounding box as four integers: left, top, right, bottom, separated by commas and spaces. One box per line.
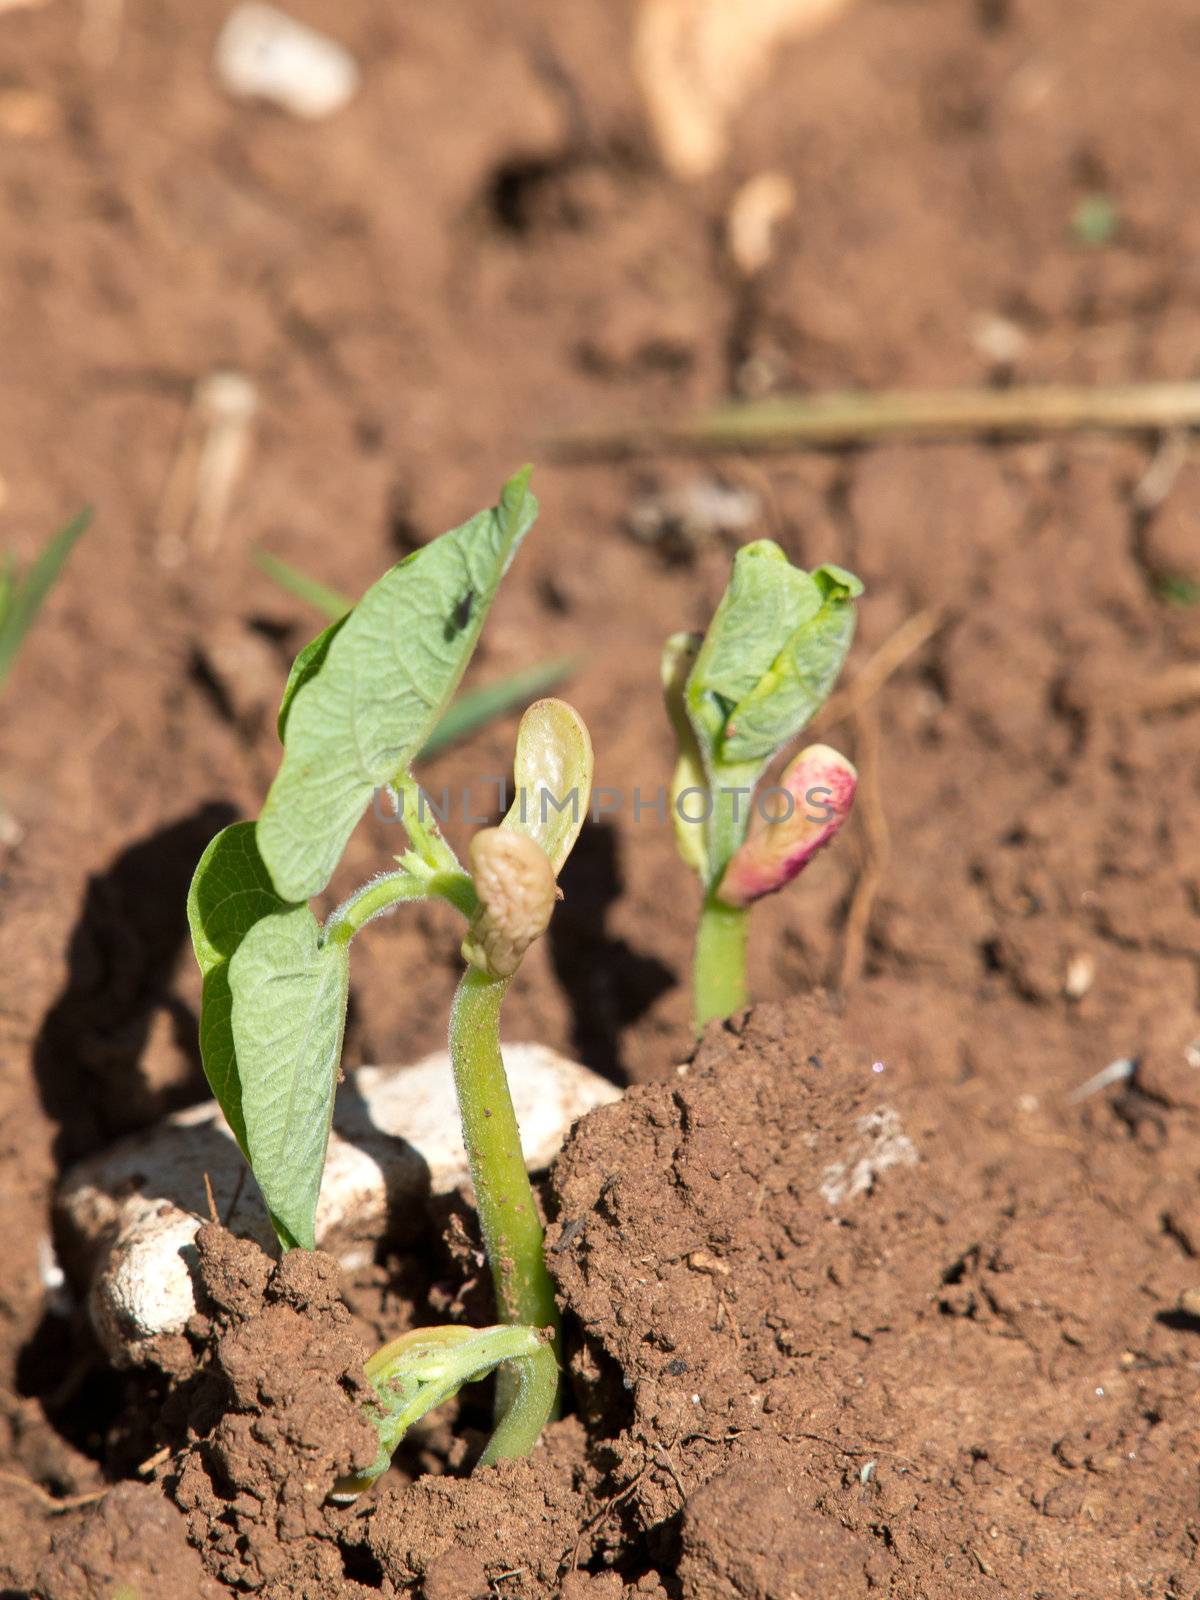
446, 589, 474, 638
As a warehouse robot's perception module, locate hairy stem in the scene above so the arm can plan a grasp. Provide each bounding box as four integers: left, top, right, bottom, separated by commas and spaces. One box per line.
693, 893, 749, 1029
324, 869, 428, 944
448, 966, 560, 1411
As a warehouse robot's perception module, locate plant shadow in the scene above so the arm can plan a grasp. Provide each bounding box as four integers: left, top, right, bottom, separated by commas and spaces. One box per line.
31, 800, 237, 1169
546, 822, 675, 1083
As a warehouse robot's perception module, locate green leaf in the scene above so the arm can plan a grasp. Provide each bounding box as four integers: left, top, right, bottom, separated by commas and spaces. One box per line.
187, 823, 296, 1153
229, 904, 350, 1249
720, 564, 862, 766
684, 540, 819, 763
0, 508, 91, 691
276, 612, 350, 741
258, 469, 538, 901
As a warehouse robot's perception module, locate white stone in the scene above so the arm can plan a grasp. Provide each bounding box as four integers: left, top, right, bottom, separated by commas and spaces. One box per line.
214, 4, 360, 120
59, 1044, 620, 1364
819, 1107, 918, 1206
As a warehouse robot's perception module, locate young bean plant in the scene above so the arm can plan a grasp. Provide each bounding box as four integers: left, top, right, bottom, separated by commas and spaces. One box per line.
662, 541, 862, 1030
188, 470, 591, 1487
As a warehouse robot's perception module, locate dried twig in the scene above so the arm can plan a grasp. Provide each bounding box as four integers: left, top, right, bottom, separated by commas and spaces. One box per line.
813, 607, 945, 733
137, 1445, 172, 1477
1131, 428, 1190, 513
548, 381, 1200, 459
565, 1461, 654, 1573
156, 371, 258, 567
0, 1471, 105, 1513
1125, 662, 1200, 712
223, 1166, 247, 1229
839, 703, 887, 990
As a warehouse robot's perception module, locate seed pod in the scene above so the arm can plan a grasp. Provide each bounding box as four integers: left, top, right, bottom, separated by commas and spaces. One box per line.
716, 743, 856, 908
462, 828, 558, 978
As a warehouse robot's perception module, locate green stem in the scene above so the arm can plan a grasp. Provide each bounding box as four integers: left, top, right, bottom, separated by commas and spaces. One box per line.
325, 865, 480, 947
448, 967, 560, 1407
477, 1330, 559, 1466
693, 893, 749, 1029
324, 869, 428, 945
394, 772, 463, 875
689, 771, 755, 1031
330, 1323, 558, 1497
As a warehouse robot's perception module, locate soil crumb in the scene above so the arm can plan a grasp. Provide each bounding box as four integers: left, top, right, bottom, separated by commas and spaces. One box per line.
34, 1481, 224, 1600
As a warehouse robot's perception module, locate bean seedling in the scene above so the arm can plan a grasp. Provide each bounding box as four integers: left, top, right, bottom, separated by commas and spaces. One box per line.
188, 470, 591, 1484
662, 541, 862, 1029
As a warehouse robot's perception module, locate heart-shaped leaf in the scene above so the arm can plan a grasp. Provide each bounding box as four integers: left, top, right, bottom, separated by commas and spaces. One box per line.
258, 469, 538, 902
187, 822, 296, 1153
228, 904, 351, 1248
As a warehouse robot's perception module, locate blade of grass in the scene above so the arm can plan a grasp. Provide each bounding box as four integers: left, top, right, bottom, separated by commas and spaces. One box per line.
255, 547, 578, 759
420, 657, 580, 758
0, 509, 92, 692
254, 548, 352, 622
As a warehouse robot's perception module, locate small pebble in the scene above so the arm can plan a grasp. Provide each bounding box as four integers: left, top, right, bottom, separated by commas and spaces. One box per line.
58, 1044, 620, 1365
215, 4, 360, 120
1063, 952, 1095, 1001
970, 312, 1028, 368
629, 478, 760, 559
727, 171, 795, 275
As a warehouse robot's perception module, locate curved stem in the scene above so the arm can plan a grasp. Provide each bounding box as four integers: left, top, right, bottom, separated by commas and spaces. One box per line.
325, 865, 479, 946
324, 869, 427, 945
448, 967, 560, 1399
330, 1323, 558, 1498
476, 1331, 559, 1466
693, 893, 749, 1030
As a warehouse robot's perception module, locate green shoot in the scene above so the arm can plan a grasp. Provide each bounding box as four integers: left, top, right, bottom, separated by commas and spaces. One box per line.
1155, 573, 1200, 607
331, 1324, 558, 1500
0, 509, 91, 694
662, 541, 863, 1029
189, 470, 590, 1483
1071, 193, 1119, 247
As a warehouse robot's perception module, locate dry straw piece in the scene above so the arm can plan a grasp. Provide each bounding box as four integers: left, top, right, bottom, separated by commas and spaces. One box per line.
634, 0, 853, 178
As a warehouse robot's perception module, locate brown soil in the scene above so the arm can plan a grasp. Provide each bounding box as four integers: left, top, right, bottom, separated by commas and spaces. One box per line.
2, 0, 1199, 1593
